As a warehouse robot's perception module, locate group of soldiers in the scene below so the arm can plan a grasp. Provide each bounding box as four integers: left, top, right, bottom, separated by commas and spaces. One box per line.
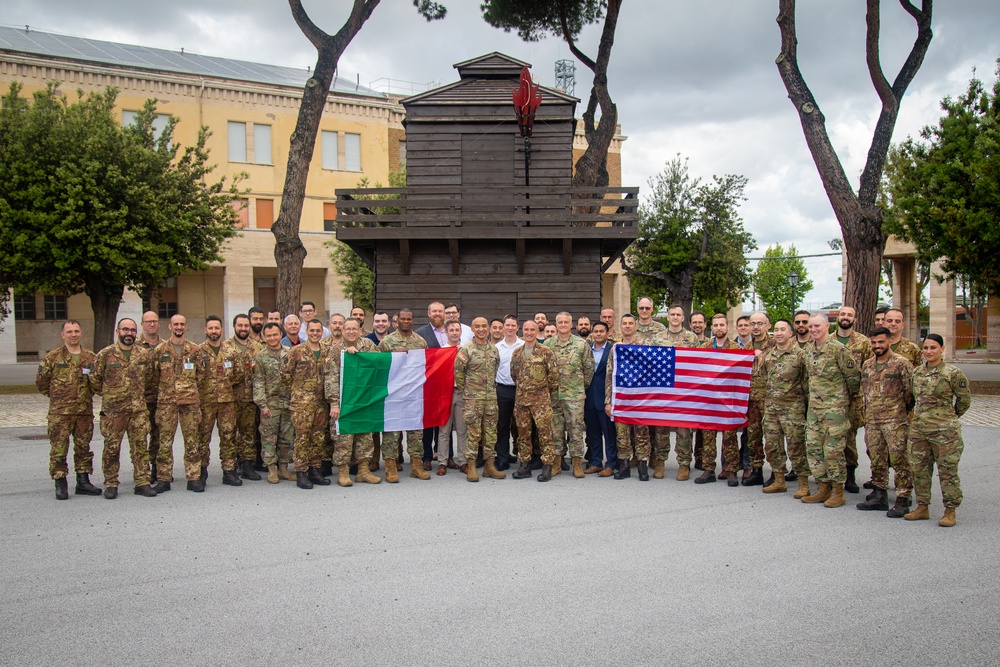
36, 298, 971, 527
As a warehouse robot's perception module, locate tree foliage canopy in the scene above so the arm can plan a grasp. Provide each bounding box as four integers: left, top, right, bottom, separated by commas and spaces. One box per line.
0, 82, 244, 346
481, 0, 605, 43
751, 244, 813, 323
884, 61, 1000, 296
623, 156, 756, 314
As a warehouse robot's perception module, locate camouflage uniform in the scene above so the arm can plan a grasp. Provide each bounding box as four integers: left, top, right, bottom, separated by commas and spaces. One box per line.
455, 339, 500, 463
891, 336, 923, 368
198, 341, 243, 472
151, 340, 206, 481
861, 354, 914, 496
324, 338, 377, 466
543, 335, 594, 460
35, 345, 96, 480
804, 338, 861, 484
90, 342, 154, 488
135, 335, 164, 465
227, 337, 262, 467
377, 331, 428, 462
634, 320, 666, 345
606, 329, 623, 344
605, 342, 651, 461
699, 338, 742, 474
511, 343, 560, 465
910, 363, 972, 509
281, 342, 328, 472
836, 330, 873, 468
651, 328, 700, 466
760, 344, 810, 477
746, 335, 775, 469
253, 346, 293, 467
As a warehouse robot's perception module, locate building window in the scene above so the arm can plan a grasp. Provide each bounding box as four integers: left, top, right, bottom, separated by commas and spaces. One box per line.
228, 121, 247, 163
253, 124, 272, 165
232, 198, 249, 228
345, 133, 361, 171
43, 294, 67, 320
14, 292, 36, 320
157, 301, 178, 319
156, 278, 178, 319
256, 198, 274, 230
323, 202, 337, 232
321, 130, 338, 170
122, 110, 171, 146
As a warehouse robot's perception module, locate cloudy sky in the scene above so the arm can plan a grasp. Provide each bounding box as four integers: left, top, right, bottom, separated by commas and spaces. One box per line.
6, 0, 1000, 307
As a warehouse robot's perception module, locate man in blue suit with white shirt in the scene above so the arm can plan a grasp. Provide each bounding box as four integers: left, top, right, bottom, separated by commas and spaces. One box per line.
584, 322, 617, 476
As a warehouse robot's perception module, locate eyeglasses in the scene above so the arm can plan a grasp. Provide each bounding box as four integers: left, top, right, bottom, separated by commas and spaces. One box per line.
141, 320, 157, 324
638, 306, 652, 310
794, 320, 808, 324
120, 327, 137, 333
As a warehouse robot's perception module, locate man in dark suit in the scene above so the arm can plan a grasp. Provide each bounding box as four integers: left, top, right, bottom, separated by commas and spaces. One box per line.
414, 301, 446, 468
584, 321, 617, 476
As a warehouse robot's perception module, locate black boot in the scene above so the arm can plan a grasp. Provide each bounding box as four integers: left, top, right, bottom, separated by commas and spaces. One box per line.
537, 464, 552, 482
856, 487, 888, 511
54, 478, 69, 500
863, 479, 874, 490
886, 495, 911, 518
151, 480, 171, 493
637, 461, 649, 481
133, 484, 157, 497
512, 462, 532, 479
742, 467, 764, 486
613, 459, 631, 480
764, 471, 776, 487
530, 457, 542, 470
222, 469, 243, 486
784, 470, 798, 482
103, 486, 118, 500
75, 473, 101, 496
844, 466, 859, 494
865, 488, 877, 502
296, 471, 313, 489
320, 461, 334, 477
307, 467, 331, 485
694, 471, 717, 484
187, 479, 205, 492
240, 461, 261, 481
349, 463, 358, 476
200, 466, 208, 483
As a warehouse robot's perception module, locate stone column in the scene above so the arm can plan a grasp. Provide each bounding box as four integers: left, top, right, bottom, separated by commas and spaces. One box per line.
222, 265, 254, 339
891, 257, 919, 341
0, 290, 17, 364
928, 260, 956, 360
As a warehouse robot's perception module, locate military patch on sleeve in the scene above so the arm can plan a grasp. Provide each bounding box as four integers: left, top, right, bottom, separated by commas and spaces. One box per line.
846, 359, 856, 368
959, 379, 968, 388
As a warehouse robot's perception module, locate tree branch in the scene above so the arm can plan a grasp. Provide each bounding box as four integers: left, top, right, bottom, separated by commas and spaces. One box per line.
557, 1, 596, 72
865, 0, 895, 112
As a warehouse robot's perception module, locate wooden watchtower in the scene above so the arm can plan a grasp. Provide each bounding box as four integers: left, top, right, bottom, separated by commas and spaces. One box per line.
335, 52, 637, 321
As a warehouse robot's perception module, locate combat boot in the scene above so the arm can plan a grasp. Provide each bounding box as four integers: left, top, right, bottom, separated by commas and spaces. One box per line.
676, 465, 690, 481
483, 460, 506, 480
134, 484, 157, 497
537, 464, 552, 482
75, 473, 101, 496
823, 482, 846, 508
613, 459, 631, 480
571, 457, 585, 479
355, 464, 381, 484
560, 457, 570, 472
694, 471, 716, 484
784, 470, 798, 482
267, 464, 279, 484
466, 462, 479, 482
296, 471, 313, 489
904, 503, 930, 521
741, 467, 764, 487
637, 461, 649, 482
103, 486, 118, 500
307, 467, 331, 485
151, 481, 171, 493
320, 461, 334, 477
938, 508, 956, 527
793, 477, 811, 499
551, 459, 562, 477
856, 487, 888, 511
764, 471, 775, 487
410, 460, 430, 480
763, 476, 787, 494
886, 496, 911, 518
54, 478, 69, 500
338, 466, 353, 487
278, 463, 296, 481
385, 459, 399, 483
802, 482, 832, 504
844, 466, 859, 493
200, 466, 208, 483
512, 462, 532, 479
187, 479, 205, 492
653, 460, 665, 479
240, 461, 262, 481
222, 469, 243, 486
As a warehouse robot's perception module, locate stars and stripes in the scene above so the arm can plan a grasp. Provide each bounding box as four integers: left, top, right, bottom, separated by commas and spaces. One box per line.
611, 345, 754, 430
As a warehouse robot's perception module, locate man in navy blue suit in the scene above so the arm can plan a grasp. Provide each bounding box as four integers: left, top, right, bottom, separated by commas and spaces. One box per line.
584, 322, 617, 476
414, 302, 446, 469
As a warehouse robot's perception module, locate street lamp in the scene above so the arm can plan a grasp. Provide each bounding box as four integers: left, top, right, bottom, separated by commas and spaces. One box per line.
788, 270, 800, 313
512, 66, 541, 224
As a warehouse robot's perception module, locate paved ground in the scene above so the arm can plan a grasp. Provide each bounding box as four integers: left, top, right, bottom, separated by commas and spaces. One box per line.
1, 407, 999, 665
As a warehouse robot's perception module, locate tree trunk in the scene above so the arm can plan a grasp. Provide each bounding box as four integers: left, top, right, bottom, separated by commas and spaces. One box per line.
841, 210, 886, 330
85, 274, 124, 351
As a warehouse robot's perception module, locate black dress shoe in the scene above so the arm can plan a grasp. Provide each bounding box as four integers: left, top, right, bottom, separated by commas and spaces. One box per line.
134, 484, 158, 497
240, 461, 262, 481
151, 481, 171, 493
637, 461, 649, 481
222, 470, 243, 486
103, 486, 118, 500
296, 471, 313, 489
694, 471, 716, 484
784, 470, 798, 482
728, 473, 739, 487
496, 460, 511, 471
512, 462, 532, 479
742, 467, 764, 486
307, 467, 331, 485
320, 461, 334, 477
613, 460, 631, 480
75, 473, 102, 496
54, 478, 69, 500
537, 465, 552, 482
187, 479, 205, 492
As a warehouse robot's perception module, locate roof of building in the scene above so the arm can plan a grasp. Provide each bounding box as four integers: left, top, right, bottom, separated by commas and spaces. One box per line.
0, 25, 385, 98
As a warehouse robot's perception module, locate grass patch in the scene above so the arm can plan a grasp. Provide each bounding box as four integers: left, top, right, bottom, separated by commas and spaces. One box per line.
0, 385, 38, 395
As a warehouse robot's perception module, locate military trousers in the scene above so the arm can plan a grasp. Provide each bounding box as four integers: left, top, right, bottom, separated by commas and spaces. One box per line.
47, 413, 95, 479
805, 409, 849, 483
198, 402, 237, 471
437, 392, 468, 466
653, 427, 693, 466
259, 407, 293, 466
514, 401, 555, 465
332, 431, 374, 467
845, 395, 863, 468
382, 430, 422, 465
615, 422, 650, 462
155, 403, 202, 482
746, 395, 766, 468
700, 429, 739, 474
100, 410, 151, 487
145, 401, 160, 463
910, 426, 964, 509
866, 420, 911, 496
763, 406, 810, 477
464, 396, 498, 463
551, 398, 585, 459
291, 404, 327, 472
233, 400, 258, 464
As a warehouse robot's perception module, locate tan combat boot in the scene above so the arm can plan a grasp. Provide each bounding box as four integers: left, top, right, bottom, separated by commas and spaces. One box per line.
653, 460, 665, 479
267, 464, 279, 484
385, 459, 399, 483
904, 503, 930, 521
801, 481, 832, 504
355, 464, 382, 484
763, 475, 786, 494
466, 462, 480, 482
676, 465, 690, 481
938, 508, 956, 527
338, 466, 353, 487
571, 457, 585, 479
277, 463, 296, 481
793, 477, 811, 499
552, 459, 562, 477
483, 459, 506, 480
411, 460, 430, 480
823, 482, 845, 507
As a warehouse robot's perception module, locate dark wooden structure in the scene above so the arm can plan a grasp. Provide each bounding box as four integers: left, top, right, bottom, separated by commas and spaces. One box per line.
335, 53, 637, 322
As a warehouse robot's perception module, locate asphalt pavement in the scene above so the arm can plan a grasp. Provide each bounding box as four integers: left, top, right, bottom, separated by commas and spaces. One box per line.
1, 422, 999, 666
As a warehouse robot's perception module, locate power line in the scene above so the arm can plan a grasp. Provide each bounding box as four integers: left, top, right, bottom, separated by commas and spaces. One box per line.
747, 252, 842, 261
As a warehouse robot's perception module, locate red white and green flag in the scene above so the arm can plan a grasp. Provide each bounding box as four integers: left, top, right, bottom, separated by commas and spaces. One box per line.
336, 348, 457, 435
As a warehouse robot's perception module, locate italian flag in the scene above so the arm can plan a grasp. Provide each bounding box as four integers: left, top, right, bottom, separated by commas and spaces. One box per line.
336, 347, 457, 435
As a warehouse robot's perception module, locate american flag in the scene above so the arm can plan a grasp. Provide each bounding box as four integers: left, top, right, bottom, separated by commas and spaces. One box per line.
611, 345, 754, 430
